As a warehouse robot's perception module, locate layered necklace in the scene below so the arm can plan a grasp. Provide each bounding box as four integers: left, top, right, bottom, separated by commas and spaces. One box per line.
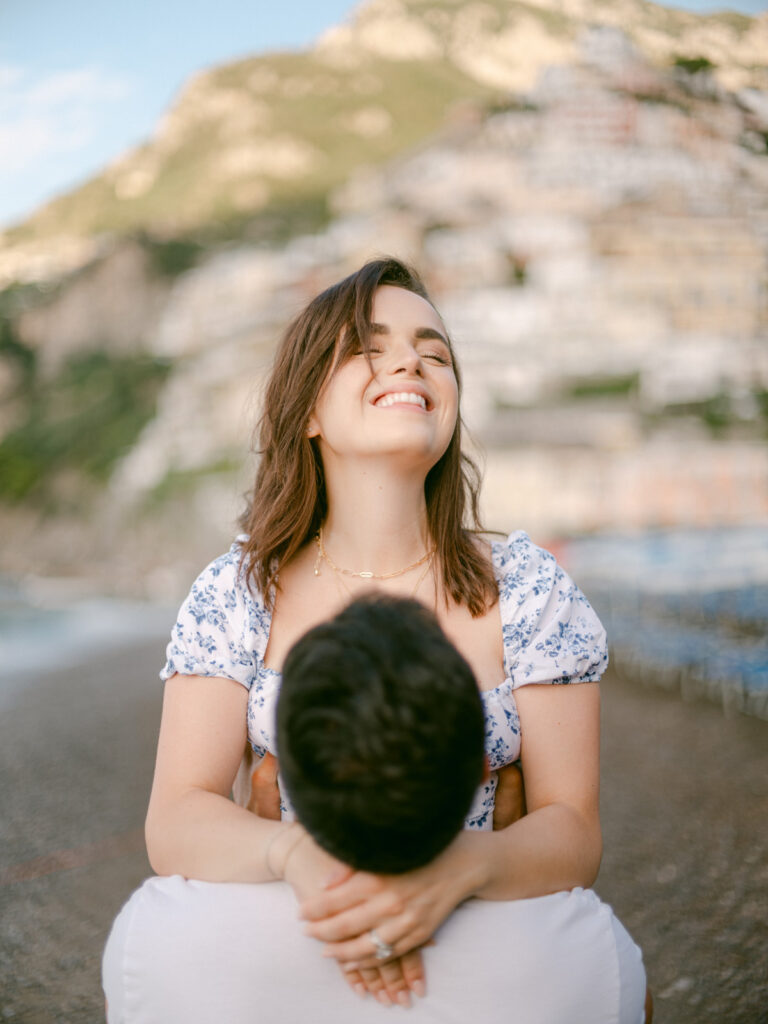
314, 528, 434, 597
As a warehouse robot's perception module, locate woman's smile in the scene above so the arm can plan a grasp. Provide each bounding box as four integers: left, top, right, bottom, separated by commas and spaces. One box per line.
372, 387, 431, 412
309, 285, 458, 464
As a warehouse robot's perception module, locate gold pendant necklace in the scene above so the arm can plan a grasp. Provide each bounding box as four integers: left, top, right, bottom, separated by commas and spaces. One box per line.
313, 528, 433, 580
321, 541, 435, 602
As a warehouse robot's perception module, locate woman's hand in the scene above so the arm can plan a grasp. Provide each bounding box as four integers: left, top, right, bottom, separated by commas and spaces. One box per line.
299, 833, 484, 967
341, 950, 427, 1008
281, 832, 428, 1004
247, 752, 281, 820
493, 761, 526, 830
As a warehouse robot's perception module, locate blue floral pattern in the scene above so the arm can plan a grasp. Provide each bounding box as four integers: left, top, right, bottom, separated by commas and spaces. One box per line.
161, 531, 607, 831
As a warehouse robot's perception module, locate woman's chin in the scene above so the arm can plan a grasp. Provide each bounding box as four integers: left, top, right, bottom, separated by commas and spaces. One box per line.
322, 433, 448, 468
370, 440, 447, 468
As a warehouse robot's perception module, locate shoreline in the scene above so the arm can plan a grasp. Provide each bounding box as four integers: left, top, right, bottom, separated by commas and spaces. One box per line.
0, 594, 175, 710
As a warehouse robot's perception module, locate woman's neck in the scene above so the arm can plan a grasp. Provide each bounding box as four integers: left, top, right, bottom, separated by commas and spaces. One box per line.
321, 459, 430, 575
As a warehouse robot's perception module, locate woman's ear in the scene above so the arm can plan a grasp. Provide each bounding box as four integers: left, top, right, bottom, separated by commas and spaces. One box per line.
306, 416, 320, 438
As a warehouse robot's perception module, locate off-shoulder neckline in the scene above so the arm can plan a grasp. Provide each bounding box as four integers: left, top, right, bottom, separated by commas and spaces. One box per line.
251, 531, 531, 697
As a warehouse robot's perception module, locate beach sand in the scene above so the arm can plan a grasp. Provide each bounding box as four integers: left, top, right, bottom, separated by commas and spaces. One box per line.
1, 642, 766, 1024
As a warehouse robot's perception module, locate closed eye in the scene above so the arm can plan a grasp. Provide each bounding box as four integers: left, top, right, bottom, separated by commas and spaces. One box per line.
350, 345, 383, 356
420, 349, 451, 365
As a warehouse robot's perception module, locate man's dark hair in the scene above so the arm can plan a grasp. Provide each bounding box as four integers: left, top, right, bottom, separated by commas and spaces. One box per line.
277, 595, 486, 874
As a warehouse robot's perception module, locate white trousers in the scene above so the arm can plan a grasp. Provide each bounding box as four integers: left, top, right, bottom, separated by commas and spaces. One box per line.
103, 877, 646, 1024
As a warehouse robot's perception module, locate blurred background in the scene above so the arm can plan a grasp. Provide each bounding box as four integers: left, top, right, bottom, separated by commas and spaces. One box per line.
1, 0, 766, 717
1, 4, 767, 1022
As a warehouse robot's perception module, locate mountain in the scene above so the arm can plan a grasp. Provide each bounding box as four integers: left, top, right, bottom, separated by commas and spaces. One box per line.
3, 0, 767, 253
0, 0, 767, 593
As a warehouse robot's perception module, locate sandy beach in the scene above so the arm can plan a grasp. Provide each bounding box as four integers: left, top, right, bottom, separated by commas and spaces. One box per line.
1, 640, 766, 1024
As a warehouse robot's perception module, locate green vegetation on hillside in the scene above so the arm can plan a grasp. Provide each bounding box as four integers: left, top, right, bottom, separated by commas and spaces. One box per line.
650, 390, 768, 440
145, 458, 242, 509
568, 373, 640, 399
0, 319, 36, 388
3, 0, 761, 248
8, 50, 495, 244
709, 11, 752, 35
673, 55, 716, 75
139, 233, 205, 277
0, 351, 171, 504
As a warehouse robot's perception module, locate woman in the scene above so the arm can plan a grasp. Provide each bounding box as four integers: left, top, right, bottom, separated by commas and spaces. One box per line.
142, 257, 607, 1005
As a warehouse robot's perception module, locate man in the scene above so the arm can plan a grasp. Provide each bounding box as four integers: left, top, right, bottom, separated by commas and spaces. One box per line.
103, 596, 648, 1023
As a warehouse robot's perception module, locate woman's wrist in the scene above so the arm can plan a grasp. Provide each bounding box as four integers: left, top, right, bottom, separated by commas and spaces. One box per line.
449, 830, 495, 900
264, 822, 308, 879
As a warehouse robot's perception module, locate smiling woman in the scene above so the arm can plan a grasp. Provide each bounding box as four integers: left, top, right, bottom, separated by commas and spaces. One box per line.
238, 258, 496, 617
103, 257, 647, 1023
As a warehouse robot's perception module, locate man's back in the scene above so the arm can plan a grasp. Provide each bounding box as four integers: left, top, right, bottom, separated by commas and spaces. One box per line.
104, 876, 645, 1024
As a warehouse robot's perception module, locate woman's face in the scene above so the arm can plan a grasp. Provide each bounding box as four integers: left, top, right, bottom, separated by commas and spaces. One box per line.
308, 285, 459, 471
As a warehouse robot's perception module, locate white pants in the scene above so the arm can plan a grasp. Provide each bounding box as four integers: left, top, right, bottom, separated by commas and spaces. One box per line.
103, 877, 646, 1024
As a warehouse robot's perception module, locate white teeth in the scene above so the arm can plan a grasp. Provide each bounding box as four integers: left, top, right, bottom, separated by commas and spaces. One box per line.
375, 392, 427, 410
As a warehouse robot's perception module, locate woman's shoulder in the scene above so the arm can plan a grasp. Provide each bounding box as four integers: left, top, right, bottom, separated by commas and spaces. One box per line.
177, 536, 274, 640
464, 528, 584, 605
464, 529, 556, 606
488, 527, 592, 611
487, 530, 556, 586
189, 536, 261, 599
160, 537, 270, 687
488, 530, 609, 685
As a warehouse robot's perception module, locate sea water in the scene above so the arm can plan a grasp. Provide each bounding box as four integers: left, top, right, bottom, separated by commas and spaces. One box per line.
562, 525, 768, 719
0, 576, 174, 705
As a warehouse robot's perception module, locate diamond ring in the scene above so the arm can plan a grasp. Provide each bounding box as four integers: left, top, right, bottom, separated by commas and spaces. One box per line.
369, 928, 394, 961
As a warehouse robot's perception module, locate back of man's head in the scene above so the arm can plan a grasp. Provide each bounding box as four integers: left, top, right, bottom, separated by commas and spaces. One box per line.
277, 595, 486, 874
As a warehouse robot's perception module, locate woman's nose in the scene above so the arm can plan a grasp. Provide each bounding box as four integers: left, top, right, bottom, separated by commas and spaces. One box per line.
387, 342, 422, 375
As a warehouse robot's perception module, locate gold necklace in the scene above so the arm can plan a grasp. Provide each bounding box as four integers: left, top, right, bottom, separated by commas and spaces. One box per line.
322, 543, 435, 602
313, 528, 433, 580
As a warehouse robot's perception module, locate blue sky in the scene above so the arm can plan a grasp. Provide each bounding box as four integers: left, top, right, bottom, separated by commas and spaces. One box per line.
0, 0, 765, 230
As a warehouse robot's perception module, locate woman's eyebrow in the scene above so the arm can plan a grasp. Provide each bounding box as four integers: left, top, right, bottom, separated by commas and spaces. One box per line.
415, 327, 450, 345
370, 322, 449, 345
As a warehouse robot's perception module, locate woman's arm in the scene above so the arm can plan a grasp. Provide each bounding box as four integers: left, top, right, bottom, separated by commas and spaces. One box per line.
471, 679, 601, 899
145, 674, 314, 882
299, 682, 601, 964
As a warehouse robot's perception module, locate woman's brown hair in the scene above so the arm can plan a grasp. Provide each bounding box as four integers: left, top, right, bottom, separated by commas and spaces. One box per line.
239, 257, 497, 616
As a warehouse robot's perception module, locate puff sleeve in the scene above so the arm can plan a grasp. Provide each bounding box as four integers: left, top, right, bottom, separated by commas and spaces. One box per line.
159, 540, 269, 690
494, 531, 608, 688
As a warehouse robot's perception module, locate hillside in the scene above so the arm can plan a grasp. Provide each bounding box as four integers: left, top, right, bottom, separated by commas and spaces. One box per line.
0, 0, 767, 595
2, 0, 767, 254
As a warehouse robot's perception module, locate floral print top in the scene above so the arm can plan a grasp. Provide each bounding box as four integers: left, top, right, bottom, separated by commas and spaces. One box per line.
161, 531, 608, 830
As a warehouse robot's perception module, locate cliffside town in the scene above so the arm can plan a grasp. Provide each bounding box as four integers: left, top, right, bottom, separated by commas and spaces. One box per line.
0, 4, 767, 595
